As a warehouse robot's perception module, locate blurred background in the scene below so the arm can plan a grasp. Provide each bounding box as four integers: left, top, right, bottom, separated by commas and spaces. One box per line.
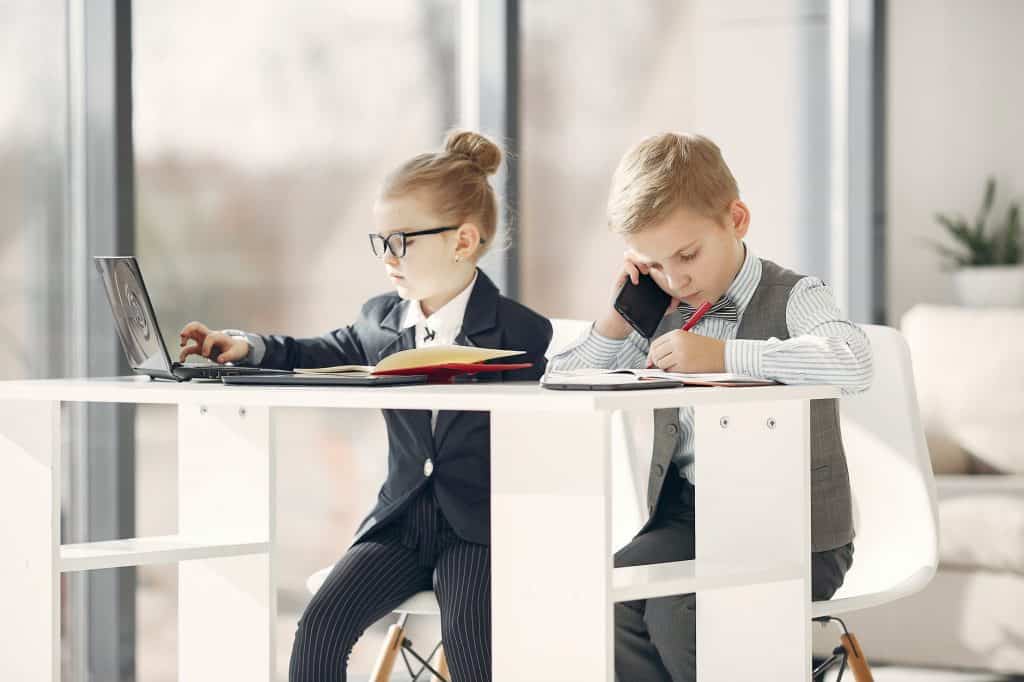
3, 1, 1023, 680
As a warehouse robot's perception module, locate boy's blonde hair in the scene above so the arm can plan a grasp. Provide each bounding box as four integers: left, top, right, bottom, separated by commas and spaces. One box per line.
607, 132, 739, 234
381, 130, 502, 256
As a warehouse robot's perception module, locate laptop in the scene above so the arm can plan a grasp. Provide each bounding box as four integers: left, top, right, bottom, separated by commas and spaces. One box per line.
94, 256, 291, 382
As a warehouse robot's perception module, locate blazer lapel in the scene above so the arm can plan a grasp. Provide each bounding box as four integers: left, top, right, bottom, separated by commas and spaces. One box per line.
433, 270, 502, 450
377, 304, 433, 442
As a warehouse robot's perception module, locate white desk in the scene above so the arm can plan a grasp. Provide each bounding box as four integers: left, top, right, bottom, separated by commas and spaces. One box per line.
0, 377, 838, 681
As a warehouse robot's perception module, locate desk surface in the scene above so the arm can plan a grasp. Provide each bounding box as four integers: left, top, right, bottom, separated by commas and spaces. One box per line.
0, 376, 840, 411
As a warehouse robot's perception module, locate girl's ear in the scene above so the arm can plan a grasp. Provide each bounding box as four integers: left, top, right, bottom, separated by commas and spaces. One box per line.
454, 222, 482, 260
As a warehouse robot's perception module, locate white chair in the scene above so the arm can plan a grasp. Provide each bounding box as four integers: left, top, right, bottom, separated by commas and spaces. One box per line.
810, 324, 940, 680
304, 318, 647, 682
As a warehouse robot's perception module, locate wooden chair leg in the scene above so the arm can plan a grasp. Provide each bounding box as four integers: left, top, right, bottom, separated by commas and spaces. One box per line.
432, 645, 450, 682
369, 615, 408, 682
841, 632, 874, 682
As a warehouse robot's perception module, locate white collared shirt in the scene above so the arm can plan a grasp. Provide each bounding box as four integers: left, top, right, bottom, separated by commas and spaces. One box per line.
401, 272, 478, 431
401, 272, 478, 350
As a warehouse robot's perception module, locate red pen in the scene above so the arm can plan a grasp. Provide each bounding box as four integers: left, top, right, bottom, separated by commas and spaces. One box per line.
646, 299, 713, 369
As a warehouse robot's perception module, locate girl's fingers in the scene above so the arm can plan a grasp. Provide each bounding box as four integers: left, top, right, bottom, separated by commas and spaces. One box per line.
179, 321, 209, 346
201, 333, 225, 359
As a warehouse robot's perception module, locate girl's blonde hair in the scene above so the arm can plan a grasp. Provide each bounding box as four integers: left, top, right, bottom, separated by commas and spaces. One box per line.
607, 132, 739, 234
381, 130, 503, 257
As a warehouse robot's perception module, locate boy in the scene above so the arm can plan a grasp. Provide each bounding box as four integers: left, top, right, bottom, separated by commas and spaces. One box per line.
548, 132, 872, 681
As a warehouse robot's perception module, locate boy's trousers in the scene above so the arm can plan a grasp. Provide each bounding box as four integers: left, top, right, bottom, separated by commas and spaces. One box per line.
614, 465, 855, 682
289, 486, 491, 682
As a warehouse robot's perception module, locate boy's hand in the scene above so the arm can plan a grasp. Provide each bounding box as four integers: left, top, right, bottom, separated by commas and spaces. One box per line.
595, 250, 679, 339
647, 330, 726, 373
178, 321, 250, 364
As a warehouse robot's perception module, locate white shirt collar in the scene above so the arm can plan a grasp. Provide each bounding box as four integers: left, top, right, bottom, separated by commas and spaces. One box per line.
723, 241, 761, 317
401, 271, 478, 340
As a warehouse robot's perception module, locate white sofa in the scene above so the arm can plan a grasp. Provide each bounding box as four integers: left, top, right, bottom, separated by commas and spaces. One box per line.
834, 305, 1024, 674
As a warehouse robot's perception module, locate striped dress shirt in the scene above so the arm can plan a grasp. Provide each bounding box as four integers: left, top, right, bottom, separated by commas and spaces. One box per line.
547, 243, 873, 483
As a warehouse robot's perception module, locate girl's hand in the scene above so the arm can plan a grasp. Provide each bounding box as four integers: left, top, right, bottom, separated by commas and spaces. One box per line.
646, 330, 726, 373
178, 321, 250, 364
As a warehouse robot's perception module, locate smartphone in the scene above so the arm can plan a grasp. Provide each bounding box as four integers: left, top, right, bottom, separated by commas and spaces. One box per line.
613, 273, 672, 339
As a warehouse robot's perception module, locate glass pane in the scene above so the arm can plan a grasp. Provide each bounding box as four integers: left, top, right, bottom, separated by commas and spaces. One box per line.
131, 3, 457, 679
0, 2, 67, 381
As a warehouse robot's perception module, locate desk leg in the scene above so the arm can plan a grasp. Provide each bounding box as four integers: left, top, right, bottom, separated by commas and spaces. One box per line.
0, 400, 61, 681
490, 409, 613, 682
177, 404, 275, 682
694, 400, 812, 681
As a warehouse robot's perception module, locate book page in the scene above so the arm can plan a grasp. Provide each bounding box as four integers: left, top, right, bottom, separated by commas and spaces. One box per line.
295, 365, 374, 375
373, 345, 524, 372
295, 345, 524, 375
543, 368, 773, 385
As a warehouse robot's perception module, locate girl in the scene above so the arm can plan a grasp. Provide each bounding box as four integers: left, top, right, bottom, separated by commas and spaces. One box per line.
178, 130, 552, 682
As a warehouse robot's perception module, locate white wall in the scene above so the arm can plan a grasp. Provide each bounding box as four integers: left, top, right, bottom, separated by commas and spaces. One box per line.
887, 0, 1024, 324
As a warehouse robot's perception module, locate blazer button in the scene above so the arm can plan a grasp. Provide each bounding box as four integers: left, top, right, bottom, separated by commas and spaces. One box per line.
665, 423, 679, 435
423, 459, 434, 477
654, 464, 665, 477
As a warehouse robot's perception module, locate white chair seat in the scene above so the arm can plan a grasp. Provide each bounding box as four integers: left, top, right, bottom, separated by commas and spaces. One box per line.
306, 565, 441, 616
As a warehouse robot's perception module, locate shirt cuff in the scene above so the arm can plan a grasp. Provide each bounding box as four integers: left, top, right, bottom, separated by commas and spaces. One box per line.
245, 333, 266, 366
222, 330, 265, 366
724, 338, 766, 378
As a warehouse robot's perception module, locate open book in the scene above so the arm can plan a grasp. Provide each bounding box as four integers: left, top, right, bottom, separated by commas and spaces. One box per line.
294, 345, 531, 383
541, 368, 778, 388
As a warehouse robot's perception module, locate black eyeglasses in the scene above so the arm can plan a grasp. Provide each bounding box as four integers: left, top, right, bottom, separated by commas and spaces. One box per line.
368, 226, 468, 259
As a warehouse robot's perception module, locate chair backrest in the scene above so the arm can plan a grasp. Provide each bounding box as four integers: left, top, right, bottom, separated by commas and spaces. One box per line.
833, 324, 939, 602
547, 319, 649, 549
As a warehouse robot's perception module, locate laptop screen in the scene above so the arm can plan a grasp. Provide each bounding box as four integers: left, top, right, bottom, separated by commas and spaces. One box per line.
94, 256, 176, 378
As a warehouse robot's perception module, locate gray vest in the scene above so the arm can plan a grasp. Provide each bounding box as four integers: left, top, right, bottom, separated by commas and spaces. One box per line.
646, 258, 855, 552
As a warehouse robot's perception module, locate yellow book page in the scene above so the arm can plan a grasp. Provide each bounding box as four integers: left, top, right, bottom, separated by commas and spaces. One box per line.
293, 345, 524, 375
373, 345, 524, 372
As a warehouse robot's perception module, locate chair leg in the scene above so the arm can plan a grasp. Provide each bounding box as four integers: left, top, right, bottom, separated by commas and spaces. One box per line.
841, 632, 873, 682
370, 614, 408, 682
432, 645, 449, 682
812, 617, 874, 682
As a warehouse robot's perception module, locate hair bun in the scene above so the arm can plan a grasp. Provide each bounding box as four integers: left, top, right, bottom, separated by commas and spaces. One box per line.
444, 130, 502, 175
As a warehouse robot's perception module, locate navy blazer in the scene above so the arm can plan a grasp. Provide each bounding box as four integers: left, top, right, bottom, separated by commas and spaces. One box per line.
256, 269, 553, 545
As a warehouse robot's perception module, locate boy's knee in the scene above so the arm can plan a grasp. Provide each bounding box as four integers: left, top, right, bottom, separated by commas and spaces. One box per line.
643, 593, 696, 643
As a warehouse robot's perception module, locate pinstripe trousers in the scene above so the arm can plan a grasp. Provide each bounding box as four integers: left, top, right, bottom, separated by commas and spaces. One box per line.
289, 486, 492, 682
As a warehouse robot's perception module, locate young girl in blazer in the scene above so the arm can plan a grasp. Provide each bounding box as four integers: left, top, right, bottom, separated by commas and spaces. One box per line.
179, 131, 552, 682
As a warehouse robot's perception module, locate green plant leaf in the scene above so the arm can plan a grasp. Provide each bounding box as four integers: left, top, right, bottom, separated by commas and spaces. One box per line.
1004, 202, 1021, 264
919, 236, 970, 268
975, 176, 997, 241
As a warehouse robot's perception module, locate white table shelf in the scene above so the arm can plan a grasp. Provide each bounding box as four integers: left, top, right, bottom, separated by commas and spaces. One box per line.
59, 536, 271, 573
0, 377, 837, 681
612, 559, 805, 603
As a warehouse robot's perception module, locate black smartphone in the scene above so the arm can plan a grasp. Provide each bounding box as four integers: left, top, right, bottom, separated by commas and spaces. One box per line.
613, 273, 672, 339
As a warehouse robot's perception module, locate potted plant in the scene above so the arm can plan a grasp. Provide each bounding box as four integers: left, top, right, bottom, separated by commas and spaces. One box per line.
929, 177, 1023, 306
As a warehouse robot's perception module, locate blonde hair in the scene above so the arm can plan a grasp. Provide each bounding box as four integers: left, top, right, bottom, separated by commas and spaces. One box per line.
607, 132, 739, 234
381, 130, 503, 256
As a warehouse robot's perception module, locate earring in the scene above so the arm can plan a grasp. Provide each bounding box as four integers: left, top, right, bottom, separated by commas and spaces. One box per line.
455, 255, 461, 263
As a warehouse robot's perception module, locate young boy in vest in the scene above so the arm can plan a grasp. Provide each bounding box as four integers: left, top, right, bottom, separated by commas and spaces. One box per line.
548, 132, 873, 681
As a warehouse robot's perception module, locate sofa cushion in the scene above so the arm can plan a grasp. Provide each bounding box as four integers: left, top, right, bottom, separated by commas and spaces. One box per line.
901, 305, 1024, 474
939, 494, 1024, 574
